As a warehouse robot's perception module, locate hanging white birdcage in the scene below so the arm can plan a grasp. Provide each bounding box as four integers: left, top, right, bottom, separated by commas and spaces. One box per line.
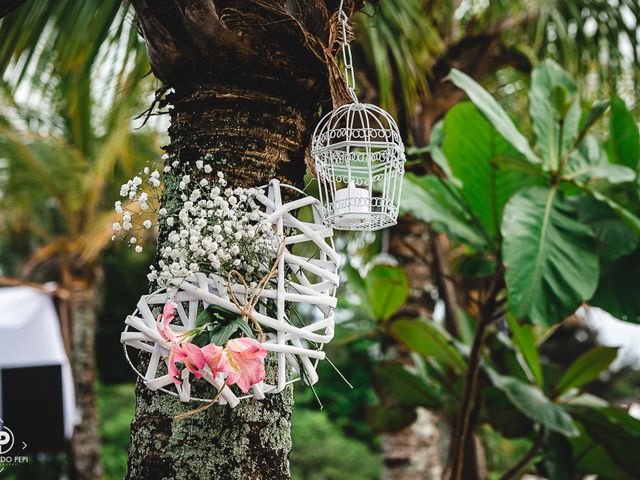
312, 103, 405, 231
310, 1, 406, 231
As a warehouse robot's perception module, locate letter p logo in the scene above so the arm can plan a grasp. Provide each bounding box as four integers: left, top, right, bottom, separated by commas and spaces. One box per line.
0, 426, 14, 454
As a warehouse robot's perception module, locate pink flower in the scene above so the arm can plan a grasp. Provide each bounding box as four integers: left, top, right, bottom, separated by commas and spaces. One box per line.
168, 346, 183, 385
202, 343, 230, 378
156, 302, 178, 342
224, 338, 267, 393
170, 343, 206, 384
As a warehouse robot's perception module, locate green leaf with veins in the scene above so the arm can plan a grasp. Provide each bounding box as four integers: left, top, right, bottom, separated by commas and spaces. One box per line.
401, 173, 488, 250
528, 59, 581, 170
442, 102, 540, 237
447, 69, 541, 166
577, 196, 639, 260
487, 368, 579, 437
502, 186, 598, 326
390, 319, 466, 373
564, 136, 636, 185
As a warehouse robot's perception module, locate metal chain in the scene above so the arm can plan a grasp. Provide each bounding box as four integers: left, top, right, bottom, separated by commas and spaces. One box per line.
338, 0, 359, 103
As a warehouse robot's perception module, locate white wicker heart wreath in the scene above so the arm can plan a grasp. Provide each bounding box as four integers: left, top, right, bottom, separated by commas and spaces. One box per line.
121, 180, 340, 407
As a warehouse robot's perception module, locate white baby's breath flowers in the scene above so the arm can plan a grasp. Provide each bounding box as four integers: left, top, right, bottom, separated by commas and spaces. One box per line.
112, 154, 275, 288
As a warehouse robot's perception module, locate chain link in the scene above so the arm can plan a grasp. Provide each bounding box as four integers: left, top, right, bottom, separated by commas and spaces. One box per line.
338, 2, 359, 103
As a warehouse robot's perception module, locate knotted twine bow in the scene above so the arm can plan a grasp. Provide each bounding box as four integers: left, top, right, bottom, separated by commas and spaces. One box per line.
175, 241, 287, 421
226, 240, 287, 343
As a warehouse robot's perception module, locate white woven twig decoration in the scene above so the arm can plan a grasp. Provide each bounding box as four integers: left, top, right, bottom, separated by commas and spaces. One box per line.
121, 180, 340, 406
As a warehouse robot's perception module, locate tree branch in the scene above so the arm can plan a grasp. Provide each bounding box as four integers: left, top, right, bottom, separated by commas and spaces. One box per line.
446, 270, 504, 480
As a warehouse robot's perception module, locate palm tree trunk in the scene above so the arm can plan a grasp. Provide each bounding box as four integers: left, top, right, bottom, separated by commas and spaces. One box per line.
68, 281, 103, 480
126, 67, 322, 479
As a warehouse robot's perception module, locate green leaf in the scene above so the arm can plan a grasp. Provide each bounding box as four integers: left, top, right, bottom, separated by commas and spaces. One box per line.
570, 406, 640, 477
209, 318, 254, 345
578, 196, 639, 260
482, 387, 534, 438
591, 249, 640, 323
565, 136, 636, 184
448, 69, 541, 166
507, 313, 544, 387
543, 432, 577, 480
365, 265, 409, 321
487, 369, 579, 437
209, 322, 240, 345
528, 59, 580, 170
401, 173, 487, 249
367, 405, 417, 433
442, 102, 540, 237
555, 346, 618, 395
587, 188, 640, 236
371, 362, 442, 408
389, 319, 466, 372
502, 186, 599, 325
608, 95, 640, 169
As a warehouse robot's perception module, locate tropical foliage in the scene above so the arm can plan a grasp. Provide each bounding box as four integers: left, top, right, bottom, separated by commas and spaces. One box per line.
355, 60, 640, 478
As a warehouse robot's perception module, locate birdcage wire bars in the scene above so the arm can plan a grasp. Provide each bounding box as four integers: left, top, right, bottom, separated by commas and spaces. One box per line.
311, 102, 406, 231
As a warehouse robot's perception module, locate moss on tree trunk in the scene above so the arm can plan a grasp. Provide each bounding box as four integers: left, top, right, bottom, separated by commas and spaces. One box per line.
126, 68, 322, 480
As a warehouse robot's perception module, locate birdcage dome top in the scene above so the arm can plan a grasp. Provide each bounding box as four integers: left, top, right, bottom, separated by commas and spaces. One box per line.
311, 102, 404, 153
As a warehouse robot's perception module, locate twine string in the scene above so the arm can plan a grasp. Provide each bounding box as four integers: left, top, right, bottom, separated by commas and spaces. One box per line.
226, 240, 287, 343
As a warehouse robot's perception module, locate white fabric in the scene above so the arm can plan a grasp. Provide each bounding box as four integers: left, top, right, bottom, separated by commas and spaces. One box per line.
0, 286, 76, 438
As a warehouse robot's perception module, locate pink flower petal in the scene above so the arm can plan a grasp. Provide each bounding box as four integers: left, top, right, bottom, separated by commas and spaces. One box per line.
202, 343, 230, 378
156, 302, 178, 342
224, 338, 267, 393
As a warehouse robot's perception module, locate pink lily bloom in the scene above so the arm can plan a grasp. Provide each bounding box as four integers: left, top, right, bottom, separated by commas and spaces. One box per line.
171, 343, 206, 383
201, 343, 231, 378
224, 338, 267, 393
156, 302, 178, 342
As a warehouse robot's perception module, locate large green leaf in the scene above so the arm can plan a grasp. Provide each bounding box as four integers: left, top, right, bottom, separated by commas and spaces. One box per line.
389, 319, 466, 373
371, 362, 441, 408
487, 369, 579, 437
502, 186, 599, 325
607, 95, 640, 169
570, 406, 640, 477
442, 102, 539, 237
401, 173, 487, 249
591, 249, 640, 323
554, 346, 618, 395
507, 313, 544, 387
365, 265, 409, 321
528, 59, 581, 170
448, 69, 541, 166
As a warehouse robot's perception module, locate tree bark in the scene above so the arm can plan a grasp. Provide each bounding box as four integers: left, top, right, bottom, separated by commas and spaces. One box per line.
68, 280, 103, 480
126, 64, 324, 479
